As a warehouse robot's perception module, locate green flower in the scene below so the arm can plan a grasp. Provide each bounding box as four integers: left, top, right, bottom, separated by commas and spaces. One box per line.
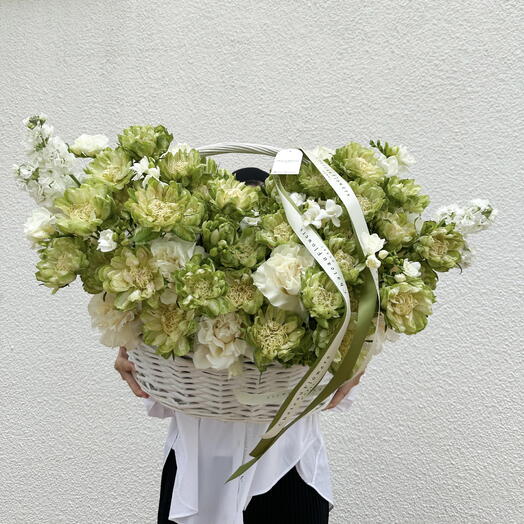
385, 176, 429, 214
172, 253, 230, 317
54, 184, 113, 236
141, 302, 197, 358
297, 162, 335, 199
213, 226, 267, 269
208, 173, 260, 219
419, 261, 439, 290
246, 304, 306, 371
301, 266, 345, 320
380, 280, 435, 334
376, 210, 417, 249
264, 173, 303, 201
414, 221, 465, 271
324, 234, 365, 284
84, 148, 133, 190
224, 268, 264, 315
201, 215, 237, 253
125, 179, 206, 240
158, 149, 218, 188
118, 125, 173, 159
79, 246, 113, 294
331, 142, 386, 182
98, 246, 164, 310
35, 237, 88, 292
256, 209, 298, 248
349, 180, 386, 219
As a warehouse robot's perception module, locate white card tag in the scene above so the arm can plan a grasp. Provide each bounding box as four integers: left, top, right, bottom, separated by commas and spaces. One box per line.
270, 148, 303, 175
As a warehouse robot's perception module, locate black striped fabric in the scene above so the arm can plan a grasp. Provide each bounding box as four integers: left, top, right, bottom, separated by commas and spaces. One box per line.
157, 449, 330, 524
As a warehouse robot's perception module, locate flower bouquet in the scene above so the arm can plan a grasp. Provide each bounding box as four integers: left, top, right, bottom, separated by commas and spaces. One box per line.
14, 115, 496, 477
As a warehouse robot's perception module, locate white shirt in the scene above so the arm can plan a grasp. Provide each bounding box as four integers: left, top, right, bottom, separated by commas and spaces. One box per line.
144, 382, 361, 524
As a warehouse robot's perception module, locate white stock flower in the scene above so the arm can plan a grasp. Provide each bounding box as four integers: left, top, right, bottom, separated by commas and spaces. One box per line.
366, 255, 381, 269
378, 155, 399, 176
24, 207, 56, 246
132, 157, 161, 187
289, 192, 307, 207
192, 312, 254, 377
395, 145, 416, 170
150, 233, 204, 280
361, 232, 386, 256
239, 215, 261, 230
378, 249, 389, 260
323, 199, 343, 227
302, 200, 325, 228
310, 145, 335, 162
97, 229, 118, 252
402, 259, 421, 278
88, 293, 142, 349
394, 273, 406, 282
252, 242, 315, 314
70, 134, 109, 157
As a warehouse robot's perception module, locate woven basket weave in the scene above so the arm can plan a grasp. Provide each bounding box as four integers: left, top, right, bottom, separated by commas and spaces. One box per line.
127, 143, 332, 422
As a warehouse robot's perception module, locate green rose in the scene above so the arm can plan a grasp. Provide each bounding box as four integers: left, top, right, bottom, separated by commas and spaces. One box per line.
171, 253, 230, 317
118, 125, 173, 159
301, 266, 345, 320
256, 209, 298, 248
208, 173, 260, 219
246, 304, 306, 371
36, 237, 88, 292
414, 221, 465, 271
158, 149, 218, 188
349, 179, 385, 219
385, 176, 429, 214
54, 183, 113, 236
380, 279, 435, 334
376, 210, 417, 249
331, 142, 386, 183
224, 268, 264, 315
125, 179, 206, 240
98, 246, 165, 310
141, 302, 198, 358
84, 148, 133, 190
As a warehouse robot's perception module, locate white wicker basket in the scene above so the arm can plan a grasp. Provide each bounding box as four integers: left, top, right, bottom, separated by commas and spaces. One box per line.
127, 143, 332, 422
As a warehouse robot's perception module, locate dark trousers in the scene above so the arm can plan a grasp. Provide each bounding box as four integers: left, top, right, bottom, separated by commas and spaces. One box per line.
158, 449, 330, 524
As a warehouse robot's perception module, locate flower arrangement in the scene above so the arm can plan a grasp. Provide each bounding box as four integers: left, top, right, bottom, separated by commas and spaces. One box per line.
14, 116, 496, 382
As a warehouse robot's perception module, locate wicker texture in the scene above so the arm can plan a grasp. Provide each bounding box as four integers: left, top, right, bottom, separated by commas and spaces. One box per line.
128, 343, 331, 422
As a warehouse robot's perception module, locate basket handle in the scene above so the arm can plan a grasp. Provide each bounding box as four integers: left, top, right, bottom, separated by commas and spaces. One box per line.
196, 142, 282, 158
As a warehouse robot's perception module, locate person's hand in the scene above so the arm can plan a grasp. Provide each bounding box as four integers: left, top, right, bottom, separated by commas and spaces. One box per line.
323, 370, 364, 410
114, 346, 149, 399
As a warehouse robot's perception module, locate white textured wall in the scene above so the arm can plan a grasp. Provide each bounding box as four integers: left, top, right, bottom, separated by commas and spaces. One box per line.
1, 1, 522, 522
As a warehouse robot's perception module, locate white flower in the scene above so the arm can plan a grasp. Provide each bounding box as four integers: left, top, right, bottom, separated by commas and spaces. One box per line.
323, 199, 343, 227
168, 142, 192, 154
361, 232, 386, 256
97, 229, 118, 252
394, 273, 406, 282
70, 134, 109, 157
378, 249, 389, 260
395, 145, 416, 170
289, 192, 307, 207
302, 200, 325, 228
366, 255, 381, 269
378, 155, 399, 176
192, 312, 254, 377
239, 215, 261, 230
252, 242, 314, 315
150, 233, 204, 280
402, 259, 421, 278
88, 293, 142, 349
24, 207, 56, 246
310, 145, 335, 162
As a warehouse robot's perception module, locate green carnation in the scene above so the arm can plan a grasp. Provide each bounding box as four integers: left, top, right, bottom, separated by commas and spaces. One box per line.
331, 142, 385, 182
84, 148, 133, 190
224, 268, 264, 315
380, 280, 435, 334
349, 180, 386, 219
414, 221, 465, 271
118, 125, 173, 159
201, 215, 237, 253
376, 210, 417, 249
301, 266, 345, 320
125, 179, 206, 240
386, 176, 429, 214
208, 173, 260, 219
98, 246, 164, 310
246, 304, 306, 371
158, 149, 218, 187
419, 261, 439, 290
79, 246, 113, 294
325, 234, 365, 284
141, 302, 197, 358
212, 226, 267, 269
35, 237, 88, 292
172, 253, 230, 317
54, 184, 112, 237
256, 209, 298, 248
297, 162, 335, 199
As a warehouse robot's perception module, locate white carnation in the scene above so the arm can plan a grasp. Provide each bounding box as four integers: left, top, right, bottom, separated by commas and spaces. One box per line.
252, 242, 314, 315
70, 134, 109, 157
88, 293, 142, 349
24, 207, 56, 246
192, 312, 253, 377
151, 233, 204, 280
97, 229, 118, 253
